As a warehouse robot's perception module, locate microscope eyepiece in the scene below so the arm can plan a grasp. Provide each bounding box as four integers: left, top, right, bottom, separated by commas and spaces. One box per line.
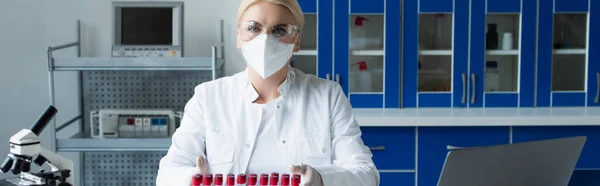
30, 105, 58, 136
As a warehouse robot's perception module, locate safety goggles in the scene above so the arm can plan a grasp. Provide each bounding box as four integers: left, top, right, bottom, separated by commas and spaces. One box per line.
239, 21, 301, 41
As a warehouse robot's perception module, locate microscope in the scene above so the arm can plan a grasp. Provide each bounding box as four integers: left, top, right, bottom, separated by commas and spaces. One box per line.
0, 106, 73, 186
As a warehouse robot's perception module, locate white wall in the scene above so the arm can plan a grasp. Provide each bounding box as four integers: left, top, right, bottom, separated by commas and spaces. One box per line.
0, 0, 50, 179
0, 0, 246, 182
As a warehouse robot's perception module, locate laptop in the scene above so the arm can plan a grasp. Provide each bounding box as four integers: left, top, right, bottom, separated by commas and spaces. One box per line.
437, 136, 587, 186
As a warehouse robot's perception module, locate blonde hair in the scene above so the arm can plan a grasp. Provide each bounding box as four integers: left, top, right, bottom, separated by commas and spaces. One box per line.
237, 0, 305, 28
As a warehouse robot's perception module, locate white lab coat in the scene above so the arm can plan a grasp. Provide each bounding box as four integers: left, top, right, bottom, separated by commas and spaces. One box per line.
156, 68, 380, 186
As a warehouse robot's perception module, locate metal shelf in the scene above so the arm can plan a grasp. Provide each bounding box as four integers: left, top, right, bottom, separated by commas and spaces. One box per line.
486, 50, 519, 55
57, 132, 171, 152
553, 49, 586, 55
352, 49, 385, 56
420, 50, 453, 56
52, 57, 222, 71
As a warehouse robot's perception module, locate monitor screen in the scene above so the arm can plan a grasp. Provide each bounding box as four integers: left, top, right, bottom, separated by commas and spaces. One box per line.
121, 7, 173, 45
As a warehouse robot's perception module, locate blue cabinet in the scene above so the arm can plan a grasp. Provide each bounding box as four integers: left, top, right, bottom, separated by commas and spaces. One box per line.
417, 127, 510, 186
513, 126, 600, 168
536, 0, 600, 107
469, 0, 536, 107
380, 172, 415, 186
361, 127, 415, 170
333, 0, 400, 108
402, 0, 469, 108
291, 0, 332, 80
403, 0, 535, 108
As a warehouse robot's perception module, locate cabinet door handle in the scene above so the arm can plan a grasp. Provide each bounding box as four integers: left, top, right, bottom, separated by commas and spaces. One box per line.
471, 73, 476, 104
596, 72, 599, 103
336, 74, 341, 84
368, 146, 386, 151
462, 73, 467, 104
326, 74, 331, 81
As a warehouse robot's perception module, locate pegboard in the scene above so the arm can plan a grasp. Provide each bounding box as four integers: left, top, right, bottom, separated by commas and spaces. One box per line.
81, 70, 214, 185
82, 70, 213, 133
84, 152, 166, 186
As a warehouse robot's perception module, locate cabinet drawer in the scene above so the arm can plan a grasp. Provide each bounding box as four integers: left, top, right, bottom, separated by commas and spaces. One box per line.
361, 127, 416, 170
418, 127, 510, 186
380, 172, 414, 186
569, 170, 600, 186
513, 126, 600, 168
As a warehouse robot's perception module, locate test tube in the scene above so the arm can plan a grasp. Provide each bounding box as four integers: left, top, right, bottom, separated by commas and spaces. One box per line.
192, 174, 203, 186
260, 174, 269, 186
270, 172, 279, 186
203, 174, 213, 186
215, 174, 224, 186
291, 174, 301, 186
281, 174, 290, 186
248, 174, 258, 186
226, 174, 235, 186
237, 174, 247, 186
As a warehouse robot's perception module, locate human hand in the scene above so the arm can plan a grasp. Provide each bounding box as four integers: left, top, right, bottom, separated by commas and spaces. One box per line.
191, 156, 210, 186
290, 164, 324, 186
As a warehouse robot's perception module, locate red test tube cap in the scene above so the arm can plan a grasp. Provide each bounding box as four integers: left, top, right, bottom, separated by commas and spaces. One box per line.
203, 174, 213, 185
260, 174, 269, 185
237, 174, 247, 184
281, 174, 290, 186
215, 174, 223, 185
192, 174, 203, 186
270, 172, 279, 185
226, 174, 235, 186
249, 174, 258, 185
291, 174, 301, 186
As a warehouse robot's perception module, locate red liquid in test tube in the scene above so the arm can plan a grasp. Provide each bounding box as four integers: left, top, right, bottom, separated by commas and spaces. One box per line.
192, 174, 203, 186
260, 174, 269, 186
248, 174, 258, 186
291, 174, 301, 186
203, 174, 213, 186
237, 174, 247, 186
270, 173, 279, 186
215, 174, 224, 186
226, 174, 235, 186
281, 174, 290, 186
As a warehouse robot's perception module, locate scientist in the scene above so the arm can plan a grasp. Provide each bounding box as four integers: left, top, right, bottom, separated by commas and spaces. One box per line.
156, 0, 379, 185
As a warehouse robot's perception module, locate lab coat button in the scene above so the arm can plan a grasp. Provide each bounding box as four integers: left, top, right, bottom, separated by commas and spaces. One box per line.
322, 149, 326, 153
281, 140, 286, 144
277, 105, 280, 109
246, 144, 250, 148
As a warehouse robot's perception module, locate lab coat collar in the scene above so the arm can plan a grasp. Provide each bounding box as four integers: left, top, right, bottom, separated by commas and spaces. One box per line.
243, 66, 296, 103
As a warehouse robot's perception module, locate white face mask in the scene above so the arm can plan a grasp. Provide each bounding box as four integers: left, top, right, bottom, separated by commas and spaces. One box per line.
241, 34, 295, 79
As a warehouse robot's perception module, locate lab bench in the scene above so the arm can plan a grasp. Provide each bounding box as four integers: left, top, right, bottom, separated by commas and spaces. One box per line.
357, 107, 600, 186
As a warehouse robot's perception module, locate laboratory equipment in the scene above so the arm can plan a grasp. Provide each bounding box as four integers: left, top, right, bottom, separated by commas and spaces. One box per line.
226, 174, 235, 186
486, 24, 499, 49
291, 174, 301, 186
260, 174, 268, 186
281, 174, 290, 186
192, 174, 202, 186
0, 106, 74, 186
484, 61, 500, 92
237, 174, 247, 186
269, 173, 279, 186
90, 109, 181, 138
203, 174, 213, 186
215, 174, 224, 186
502, 33, 513, 50
248, 174, 257, 186
112, 1, 184, 57
350, 61, 373, 92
